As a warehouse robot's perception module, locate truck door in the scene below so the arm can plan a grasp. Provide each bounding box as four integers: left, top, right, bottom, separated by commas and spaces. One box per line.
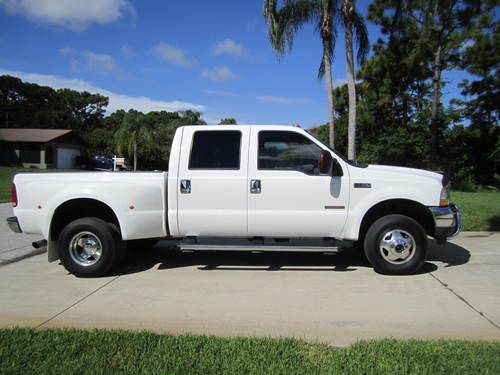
177, 126, 249, 236
247, 128, 349, 237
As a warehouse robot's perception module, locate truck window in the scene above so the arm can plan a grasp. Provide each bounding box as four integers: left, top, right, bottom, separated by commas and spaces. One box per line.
258, 131, 322, 175
189, 130, 241, 169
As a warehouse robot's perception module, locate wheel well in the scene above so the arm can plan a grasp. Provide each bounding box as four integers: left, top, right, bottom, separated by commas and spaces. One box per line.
50, 199, 120, 241
359, 199, 434, 241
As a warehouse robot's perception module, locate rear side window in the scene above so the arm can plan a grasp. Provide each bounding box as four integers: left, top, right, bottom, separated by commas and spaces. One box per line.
258, 131, 322, 175
189, 130, 241, 169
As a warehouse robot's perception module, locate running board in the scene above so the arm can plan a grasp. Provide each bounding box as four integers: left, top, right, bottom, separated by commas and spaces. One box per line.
178, 243, 341, 253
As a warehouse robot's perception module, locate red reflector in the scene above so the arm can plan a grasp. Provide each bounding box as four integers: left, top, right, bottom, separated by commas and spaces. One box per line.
11, 183, 18, 207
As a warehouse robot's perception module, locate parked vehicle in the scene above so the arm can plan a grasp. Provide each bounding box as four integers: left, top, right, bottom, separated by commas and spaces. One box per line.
92, 156, 115, 171
7, 125, 460, 277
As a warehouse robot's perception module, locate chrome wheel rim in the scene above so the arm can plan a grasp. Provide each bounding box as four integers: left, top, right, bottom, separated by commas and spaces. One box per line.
378, 229, 416, 265
69, 231, 102, 267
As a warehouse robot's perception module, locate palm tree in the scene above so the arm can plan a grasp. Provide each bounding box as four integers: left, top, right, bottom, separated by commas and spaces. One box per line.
264, 0, 339, 147
114, 110, 153, 171
341, 0, 368, 161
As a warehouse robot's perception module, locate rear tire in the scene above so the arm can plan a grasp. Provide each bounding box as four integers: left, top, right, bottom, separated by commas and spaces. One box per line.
364, 214, 427, 275
58, 217, 119, 277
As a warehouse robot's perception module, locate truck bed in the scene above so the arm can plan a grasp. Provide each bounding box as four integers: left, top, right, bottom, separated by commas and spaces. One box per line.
13, 171, 169, 241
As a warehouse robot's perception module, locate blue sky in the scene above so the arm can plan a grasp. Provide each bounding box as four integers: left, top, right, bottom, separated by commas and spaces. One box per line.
0, 0, 467, 127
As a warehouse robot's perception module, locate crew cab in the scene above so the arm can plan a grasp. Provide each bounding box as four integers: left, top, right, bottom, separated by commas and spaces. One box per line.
7, 125, 461, 276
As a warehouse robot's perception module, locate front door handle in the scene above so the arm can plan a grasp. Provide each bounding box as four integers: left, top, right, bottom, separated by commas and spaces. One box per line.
250, 179, 261, 194
180, 179, 191, 194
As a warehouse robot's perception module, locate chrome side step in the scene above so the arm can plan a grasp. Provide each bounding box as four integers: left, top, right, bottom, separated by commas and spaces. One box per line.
178, 243, 340, 253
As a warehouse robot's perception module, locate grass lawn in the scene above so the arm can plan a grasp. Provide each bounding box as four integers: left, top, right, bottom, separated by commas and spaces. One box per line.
0, 166, 32, 203
452, 190, 500, 231
0, 328, 499, 374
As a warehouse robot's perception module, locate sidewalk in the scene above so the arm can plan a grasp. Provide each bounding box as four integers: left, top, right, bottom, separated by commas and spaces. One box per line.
0, 203, 44, 265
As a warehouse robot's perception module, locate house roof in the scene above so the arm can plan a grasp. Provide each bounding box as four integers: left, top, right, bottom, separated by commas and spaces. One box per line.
0, 128, 73, 143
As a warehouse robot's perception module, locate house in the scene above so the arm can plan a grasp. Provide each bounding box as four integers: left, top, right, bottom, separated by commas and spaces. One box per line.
0, 128, 85, 169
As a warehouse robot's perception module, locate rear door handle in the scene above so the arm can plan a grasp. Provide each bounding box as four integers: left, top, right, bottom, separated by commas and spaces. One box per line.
250, 179, 261, 194
180, 179, 191, 194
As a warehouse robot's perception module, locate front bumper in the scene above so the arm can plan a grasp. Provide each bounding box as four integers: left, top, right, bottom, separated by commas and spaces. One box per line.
6, 216, 22, 233
429, 203, 461, 240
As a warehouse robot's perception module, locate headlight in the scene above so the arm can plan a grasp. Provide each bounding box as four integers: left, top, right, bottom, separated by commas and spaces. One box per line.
440, 185, 450, 207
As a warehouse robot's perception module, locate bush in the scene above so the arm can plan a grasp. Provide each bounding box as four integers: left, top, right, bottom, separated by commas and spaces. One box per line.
450, 166, 478, 192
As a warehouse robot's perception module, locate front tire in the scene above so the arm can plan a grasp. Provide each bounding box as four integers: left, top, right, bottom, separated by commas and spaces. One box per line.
58, 217, 119, 277
364, 214, 427, 275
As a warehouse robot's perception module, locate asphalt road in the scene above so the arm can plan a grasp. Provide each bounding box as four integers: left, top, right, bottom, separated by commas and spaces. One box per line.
1, 204, 499, 346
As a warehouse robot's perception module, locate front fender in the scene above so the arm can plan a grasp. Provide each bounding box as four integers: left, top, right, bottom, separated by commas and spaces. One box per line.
341, 186, 435, 241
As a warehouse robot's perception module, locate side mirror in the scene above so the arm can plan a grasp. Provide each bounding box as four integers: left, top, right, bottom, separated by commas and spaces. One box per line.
319, 150, 332, 174
331, 159, 343, 177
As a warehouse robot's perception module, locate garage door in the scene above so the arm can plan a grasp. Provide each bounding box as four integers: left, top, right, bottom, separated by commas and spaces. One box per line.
56, 147, 81, 169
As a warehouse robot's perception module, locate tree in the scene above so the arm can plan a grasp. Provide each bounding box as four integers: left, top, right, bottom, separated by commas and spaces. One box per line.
114, 110, 154, 171
86, 110, 126, 156
113, 110, 207, 171
341, 0, 369, 161
420, 0, 490, 164
219, 118, 237, 125
54, 88, 108, 133
263, 0, 340, 147
0, 74, 108, 135
311, 81, 433, 170
451, 11, 499, 185
369, 0, 492, 165
178, 110, 207, 125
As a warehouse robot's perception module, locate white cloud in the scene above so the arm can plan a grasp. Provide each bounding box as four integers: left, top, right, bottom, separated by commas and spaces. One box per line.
213, 38, 246, 57
60, 48, 116, 72
153, 43, 194, 68
0, 0, 134, 31
200, 66, 235, 82
0, 68, 205, 113
256, 95, 311, 105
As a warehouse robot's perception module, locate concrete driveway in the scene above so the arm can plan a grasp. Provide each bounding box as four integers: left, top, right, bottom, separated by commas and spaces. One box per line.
1, 205, 499, 346
0, 203, 45, 265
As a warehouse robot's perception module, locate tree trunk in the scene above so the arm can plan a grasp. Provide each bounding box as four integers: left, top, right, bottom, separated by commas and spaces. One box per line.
133, 141, 137, 171
431, 45, 442, 165
324, 51, 335, 148
319, 3, 335, 149
345, 21, 356, 161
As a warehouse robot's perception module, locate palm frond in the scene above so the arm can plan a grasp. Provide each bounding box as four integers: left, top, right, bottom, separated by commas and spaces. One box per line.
316, 0, 339, 79
318, 56, 325, 78
264, 0, 320, 56
317, 39, 334, 79
317, 24, 336, 79
352, 10, 369, 64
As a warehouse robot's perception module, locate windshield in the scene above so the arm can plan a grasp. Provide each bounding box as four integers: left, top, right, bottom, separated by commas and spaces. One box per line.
306, 130, 366, 168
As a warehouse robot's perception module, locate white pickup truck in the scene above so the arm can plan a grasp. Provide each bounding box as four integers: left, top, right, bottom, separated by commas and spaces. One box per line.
7, 125, 460, 276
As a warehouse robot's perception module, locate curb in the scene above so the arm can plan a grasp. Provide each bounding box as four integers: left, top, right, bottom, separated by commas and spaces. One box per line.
0, 247, 47, 266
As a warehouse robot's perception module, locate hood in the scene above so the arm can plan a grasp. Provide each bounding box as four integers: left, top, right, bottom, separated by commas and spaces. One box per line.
366, 164, 443, 185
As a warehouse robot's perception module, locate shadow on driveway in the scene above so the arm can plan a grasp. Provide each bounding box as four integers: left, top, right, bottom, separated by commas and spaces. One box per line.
113, 239, 470, 277
427, 239, 471, 267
